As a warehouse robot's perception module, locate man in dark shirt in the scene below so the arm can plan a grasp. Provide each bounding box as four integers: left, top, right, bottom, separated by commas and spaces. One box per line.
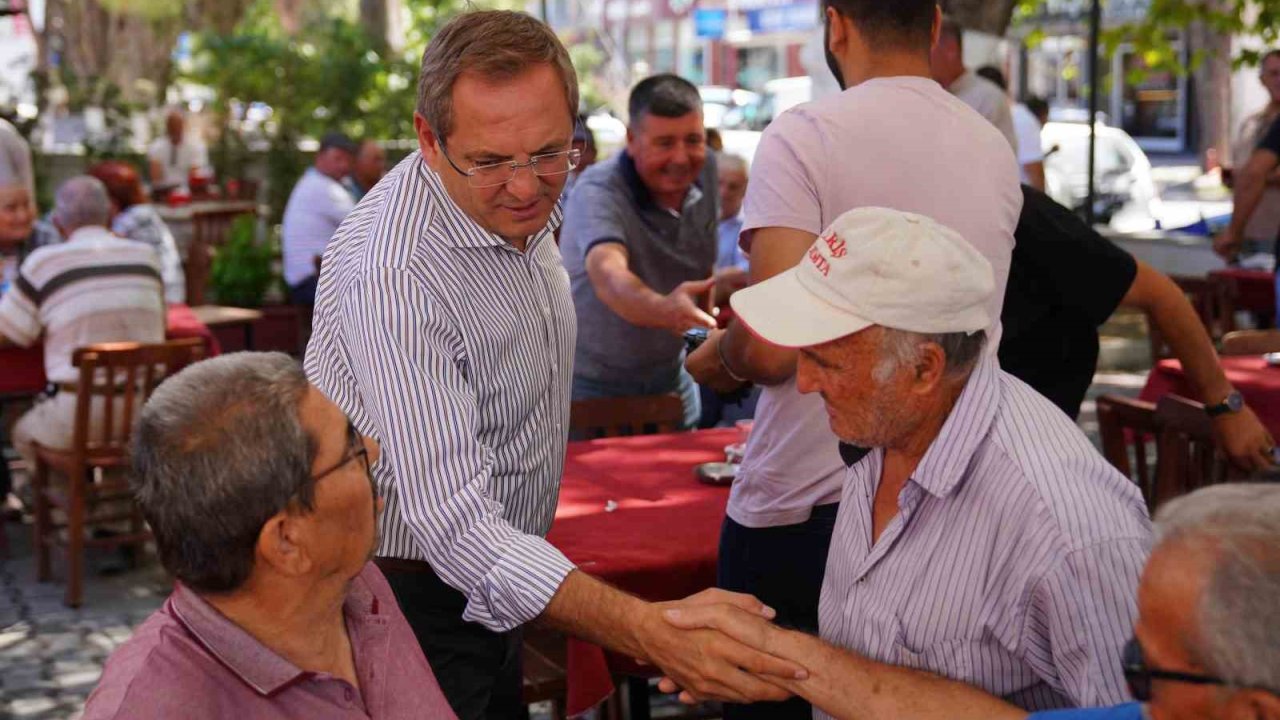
1002, 185, 1274, 472
1216, 114, 1280, 264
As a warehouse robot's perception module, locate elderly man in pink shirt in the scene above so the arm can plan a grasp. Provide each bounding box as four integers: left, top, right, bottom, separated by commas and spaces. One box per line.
81, 352, 455, 720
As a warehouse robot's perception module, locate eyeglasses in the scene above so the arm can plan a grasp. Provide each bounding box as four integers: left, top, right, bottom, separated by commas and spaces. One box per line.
1122, 637, 1226, 701
313, 422, 372, 483
438, 144, 582, 188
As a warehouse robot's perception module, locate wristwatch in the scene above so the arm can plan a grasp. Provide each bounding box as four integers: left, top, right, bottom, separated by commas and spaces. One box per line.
1205, 390, 1245, 418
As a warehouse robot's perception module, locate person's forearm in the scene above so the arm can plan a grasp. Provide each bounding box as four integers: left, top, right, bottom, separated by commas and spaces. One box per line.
721, 319, 797, 386
540, 570, 653, 658
775, 631, 1026, 720
593, 267, 673, 330
1132, 269, 1231, 403
1024, 163, 1045, 192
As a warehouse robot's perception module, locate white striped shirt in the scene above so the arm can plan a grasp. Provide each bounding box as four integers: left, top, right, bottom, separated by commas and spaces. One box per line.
304, 152, 577, 632
819, 354, 1151, 714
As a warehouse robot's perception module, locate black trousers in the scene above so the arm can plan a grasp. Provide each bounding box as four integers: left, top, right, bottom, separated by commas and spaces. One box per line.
716, 503, 840, 720
377, 559, 524, 720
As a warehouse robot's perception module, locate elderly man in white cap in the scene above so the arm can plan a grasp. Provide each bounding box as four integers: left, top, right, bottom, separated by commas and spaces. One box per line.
726, 207, 1153, 713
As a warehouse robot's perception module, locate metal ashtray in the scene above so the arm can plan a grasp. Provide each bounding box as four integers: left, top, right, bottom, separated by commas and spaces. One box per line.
696, 461, 738, 486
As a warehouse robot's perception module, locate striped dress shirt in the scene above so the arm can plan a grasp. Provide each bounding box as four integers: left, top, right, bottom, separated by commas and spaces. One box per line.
305, 152, 577, 632
818, 354, 1151, 714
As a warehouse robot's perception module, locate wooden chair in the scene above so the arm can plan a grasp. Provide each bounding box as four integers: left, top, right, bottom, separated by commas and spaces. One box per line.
1152, 394, 1232, 509
30, 338, 206, 607
185, 205, 257, 305
1220, 329, 1280, 356
1095, 395, 1160, 510
1149, 275, 1236, 361
569, 395, 685, 439
522, 624, 569, 720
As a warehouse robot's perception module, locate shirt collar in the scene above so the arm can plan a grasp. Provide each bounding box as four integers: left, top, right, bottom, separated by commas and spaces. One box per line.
616, 150, 704, 215
416, 151, 563, 252
65, 226, 115, 245
907, 352, 1002, 499
169, 565, 383, 697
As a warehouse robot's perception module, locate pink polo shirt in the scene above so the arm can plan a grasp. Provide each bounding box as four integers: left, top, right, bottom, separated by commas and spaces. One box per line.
81, 563, 456, 720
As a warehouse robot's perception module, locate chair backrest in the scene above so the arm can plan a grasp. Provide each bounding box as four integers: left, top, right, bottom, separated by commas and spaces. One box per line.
1220, 329, 1280, 356
1149, 275, 1236, 361
569, 394, 685, 439
69, 338, 207, 463
185, 206, 257, 305
1095, 394, 1160, 508
1153, 394, 1231, 508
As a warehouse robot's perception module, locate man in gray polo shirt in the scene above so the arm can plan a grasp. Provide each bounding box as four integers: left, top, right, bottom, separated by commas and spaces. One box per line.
560, 74, 719, 428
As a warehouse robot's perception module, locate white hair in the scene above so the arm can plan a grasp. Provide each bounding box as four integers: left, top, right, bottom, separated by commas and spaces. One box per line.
717, 152, 748, 176
872, 328, 986, 383
1154, 484, 1280, 691
52, 176, 112, 233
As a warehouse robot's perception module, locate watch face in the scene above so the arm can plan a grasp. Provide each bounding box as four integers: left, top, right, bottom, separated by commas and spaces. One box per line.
1228, 392, 1245, 412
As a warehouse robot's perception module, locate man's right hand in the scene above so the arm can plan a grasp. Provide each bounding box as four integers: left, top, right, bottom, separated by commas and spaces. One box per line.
1213, 228, 1242, 262
632, 589, 807, 704
660, 277, 717, 336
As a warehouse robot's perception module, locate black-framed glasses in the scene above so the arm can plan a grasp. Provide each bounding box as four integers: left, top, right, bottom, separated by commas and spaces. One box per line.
1122, 637, 1226, 701
313, 422, 372, 483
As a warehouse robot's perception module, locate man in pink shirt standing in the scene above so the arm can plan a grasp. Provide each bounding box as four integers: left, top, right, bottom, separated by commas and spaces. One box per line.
81, 352, 456, 720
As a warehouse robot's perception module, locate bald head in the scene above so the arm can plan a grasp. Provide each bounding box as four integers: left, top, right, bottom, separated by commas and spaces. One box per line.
52, 176, 113, 235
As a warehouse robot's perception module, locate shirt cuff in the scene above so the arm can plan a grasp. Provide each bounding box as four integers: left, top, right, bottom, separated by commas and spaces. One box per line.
461, 533, 576, 631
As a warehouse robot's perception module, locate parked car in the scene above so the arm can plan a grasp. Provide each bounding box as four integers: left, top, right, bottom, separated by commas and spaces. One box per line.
1041, 121, 1162, 232
699, 86, 761, 130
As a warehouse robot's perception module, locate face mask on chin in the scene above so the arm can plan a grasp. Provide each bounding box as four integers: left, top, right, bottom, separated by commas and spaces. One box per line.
823, 14, 847, 91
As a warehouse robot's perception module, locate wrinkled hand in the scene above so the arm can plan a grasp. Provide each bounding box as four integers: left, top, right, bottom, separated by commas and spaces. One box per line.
1213, 229, 1242, 262
635, 589, 807, 705
661, 277, 717, 336
656, 596, 810, 703
1212, 406, 1276, 473
685, 329, 750, 394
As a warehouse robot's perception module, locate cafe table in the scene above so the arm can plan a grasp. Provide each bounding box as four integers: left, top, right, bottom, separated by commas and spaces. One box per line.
1139, 356, 1280, 436
547, 427, 740, 716
0, 303, 220, 397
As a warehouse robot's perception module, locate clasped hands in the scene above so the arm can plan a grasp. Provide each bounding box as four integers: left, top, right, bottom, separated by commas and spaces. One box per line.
633, 588, 810, 705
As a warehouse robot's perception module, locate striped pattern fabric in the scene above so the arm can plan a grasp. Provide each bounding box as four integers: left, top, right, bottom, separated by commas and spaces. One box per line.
818, 355, 1151, 715
305, 152, 577, 632
112, 204, 187, 303
0, 226, 164, 382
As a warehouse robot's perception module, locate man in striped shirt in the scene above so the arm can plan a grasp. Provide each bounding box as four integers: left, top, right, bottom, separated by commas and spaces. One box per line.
0, 175, 164, 466
305, 11, 804, 718
726, 208, 1151, 712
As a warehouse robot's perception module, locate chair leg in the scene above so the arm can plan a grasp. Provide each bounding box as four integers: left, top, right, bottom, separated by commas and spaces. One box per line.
65, 471, 86, 608
31, 458, 51, 582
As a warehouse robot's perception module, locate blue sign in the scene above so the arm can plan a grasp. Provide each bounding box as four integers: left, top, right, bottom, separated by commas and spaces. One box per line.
694, 8, 728, 39
745, 3, 818, 33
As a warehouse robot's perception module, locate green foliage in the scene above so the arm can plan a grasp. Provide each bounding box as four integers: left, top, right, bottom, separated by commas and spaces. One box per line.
569, 43, 609, 112
210, 214, 277, 307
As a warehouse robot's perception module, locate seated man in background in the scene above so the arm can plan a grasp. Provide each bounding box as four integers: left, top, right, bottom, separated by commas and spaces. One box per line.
147, 108, 210, 196
662, 483, 1280, 720
87, 160, 186, 303
282, 131, 357, 306
82, 352, 456, 719
345, 139, 387, 201
560, 74, 719, 428
714, 152, 750, 300
1002, 184, 1274, 472
724, 208, 1151, 712
0, 176, 164, 466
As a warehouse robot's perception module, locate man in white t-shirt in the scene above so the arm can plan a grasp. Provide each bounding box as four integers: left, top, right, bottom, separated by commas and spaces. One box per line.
281, 131, 357, 306
685, 2, 1021, 717
930, 17, 1017, 153
147, 110, 210, 194
976, 65, 1047, 190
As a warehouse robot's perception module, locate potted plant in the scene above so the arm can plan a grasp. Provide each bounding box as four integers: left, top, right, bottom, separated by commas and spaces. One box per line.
209, 214, 275, 307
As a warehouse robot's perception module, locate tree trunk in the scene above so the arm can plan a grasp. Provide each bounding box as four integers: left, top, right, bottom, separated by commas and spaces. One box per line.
944, 0, 1019, 36
1189, 17, 1232, 168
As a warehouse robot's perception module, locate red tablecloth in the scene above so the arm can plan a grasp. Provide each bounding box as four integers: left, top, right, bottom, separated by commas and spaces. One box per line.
1211, 268, 1275, 317
0, 304, 219, 396
548, 427, 738, 716
1140, 356, 1280, 436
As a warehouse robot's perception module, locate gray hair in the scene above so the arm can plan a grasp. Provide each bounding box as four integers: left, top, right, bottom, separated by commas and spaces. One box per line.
873, 328, 986, 383
1154, 484, 1280, 691
717, 152, 748, 176
52, 175, 112, 233
416, 11, 578, 142
130, 352, 316, 594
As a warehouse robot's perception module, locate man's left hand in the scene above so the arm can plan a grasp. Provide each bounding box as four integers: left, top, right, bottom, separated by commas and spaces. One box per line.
686, 329, 749, 394
1213, 406, 1276, 473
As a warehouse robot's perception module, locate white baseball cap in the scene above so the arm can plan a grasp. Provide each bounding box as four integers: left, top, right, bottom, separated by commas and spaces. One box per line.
730, 207, 995, 348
